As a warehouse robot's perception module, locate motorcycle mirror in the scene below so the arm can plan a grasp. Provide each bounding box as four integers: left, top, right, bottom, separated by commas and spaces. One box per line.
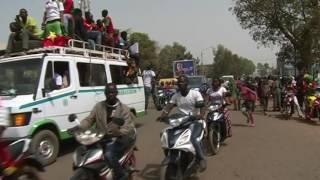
112, 117, 125, 126
68, 114, 77, 122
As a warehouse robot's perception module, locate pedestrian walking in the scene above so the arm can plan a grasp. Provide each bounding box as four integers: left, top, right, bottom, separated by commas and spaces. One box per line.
142, 65, 156, 114
239, 82, 257, 127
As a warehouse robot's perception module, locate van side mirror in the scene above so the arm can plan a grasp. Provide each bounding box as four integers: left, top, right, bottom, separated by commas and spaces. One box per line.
68, 114, 77, 122
42, 88, 49, 97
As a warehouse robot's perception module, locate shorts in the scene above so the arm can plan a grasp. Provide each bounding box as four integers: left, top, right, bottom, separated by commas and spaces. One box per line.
242, 101, 254, 112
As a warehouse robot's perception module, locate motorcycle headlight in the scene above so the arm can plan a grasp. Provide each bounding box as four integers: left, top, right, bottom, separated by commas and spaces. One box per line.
175, 130, 191, 147
160, 131, 168, 148
158, 90, 163, 93
209, 105, 220, 112
169, 117, 185, 127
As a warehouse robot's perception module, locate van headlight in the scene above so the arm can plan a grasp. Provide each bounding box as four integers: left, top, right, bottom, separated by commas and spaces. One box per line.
11, 112, 31, 126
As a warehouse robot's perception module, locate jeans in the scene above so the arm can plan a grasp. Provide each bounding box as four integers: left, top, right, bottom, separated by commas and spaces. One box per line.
63, 14, 73, 35
87, 31, 102, 49
189, 121, 205, 161
6, 29, 38, 53
104, 135, 136, 179
144, 86, 152, 111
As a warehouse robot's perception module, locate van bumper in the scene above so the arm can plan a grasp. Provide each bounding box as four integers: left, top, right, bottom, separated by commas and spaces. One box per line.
2, 125, 31, 140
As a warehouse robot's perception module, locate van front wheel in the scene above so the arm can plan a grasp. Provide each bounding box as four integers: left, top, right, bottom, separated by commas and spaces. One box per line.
31, 130, 59, 165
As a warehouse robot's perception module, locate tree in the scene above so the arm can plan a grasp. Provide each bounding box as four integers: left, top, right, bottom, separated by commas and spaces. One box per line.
209, 44, 256, 78
158, 42, 193, 78
232, 0, 320, 68
129, 32, 159, 70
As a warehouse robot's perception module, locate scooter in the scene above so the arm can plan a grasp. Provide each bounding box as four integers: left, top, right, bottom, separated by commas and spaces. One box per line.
155, 88, 175, 111
305, 92, 320, 122
68, 115, 138, 180
159, 113, 206, 180
0, 139, 45, 180
206, 103, 227, 155
283, 92, 295, 120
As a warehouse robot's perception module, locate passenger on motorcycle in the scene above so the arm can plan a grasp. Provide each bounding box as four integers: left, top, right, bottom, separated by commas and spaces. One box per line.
286, 80, 304, 118
69, 83, 136, 180
158, 75, 207, 172
0, 98, 17, 176
205, 78, 232, 137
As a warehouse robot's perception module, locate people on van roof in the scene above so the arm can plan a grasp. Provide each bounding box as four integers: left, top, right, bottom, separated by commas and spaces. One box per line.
63, 0, 74, 36
42, 0, 65, 38
5, 9, 42, 56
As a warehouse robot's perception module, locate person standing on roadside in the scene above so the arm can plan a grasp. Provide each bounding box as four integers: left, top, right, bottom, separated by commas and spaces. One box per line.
142, 65, 156, 114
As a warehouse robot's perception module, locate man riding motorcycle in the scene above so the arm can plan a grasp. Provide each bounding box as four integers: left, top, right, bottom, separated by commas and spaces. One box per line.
69, 83, 136, 180
205, 78, 232, 137
158, 75, 207, 172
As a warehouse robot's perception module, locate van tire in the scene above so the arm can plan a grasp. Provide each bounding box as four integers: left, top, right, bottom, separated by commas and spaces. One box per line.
30, 130, 59, 165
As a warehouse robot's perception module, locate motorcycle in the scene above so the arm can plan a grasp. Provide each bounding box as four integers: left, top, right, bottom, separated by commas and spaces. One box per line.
283, 92, 295, 120
206, 103, 227, 155
68, 115, 138, 180
305, 93, 320, 122
159, 113, 206, 180
155, 88, 175, 111
0, 139, 45, 180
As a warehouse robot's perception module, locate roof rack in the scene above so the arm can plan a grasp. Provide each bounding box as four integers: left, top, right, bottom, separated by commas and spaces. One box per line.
2, 39, 130, 61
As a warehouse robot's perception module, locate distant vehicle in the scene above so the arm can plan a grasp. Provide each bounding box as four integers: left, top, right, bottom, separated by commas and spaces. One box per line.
221, 75, 234, 82
188, 75, 208, 91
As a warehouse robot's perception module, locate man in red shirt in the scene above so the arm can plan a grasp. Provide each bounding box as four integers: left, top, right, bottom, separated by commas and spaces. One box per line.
101, 9, 114, 46
63, 0, 74, 36
239, 82, 257, 127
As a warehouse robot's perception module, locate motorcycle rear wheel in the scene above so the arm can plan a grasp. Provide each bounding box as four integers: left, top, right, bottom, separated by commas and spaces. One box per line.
208, 126, 221, 155
160, 164, 183, 180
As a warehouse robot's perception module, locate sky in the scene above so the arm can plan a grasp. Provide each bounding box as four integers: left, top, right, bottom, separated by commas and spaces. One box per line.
0, 0, 278, 66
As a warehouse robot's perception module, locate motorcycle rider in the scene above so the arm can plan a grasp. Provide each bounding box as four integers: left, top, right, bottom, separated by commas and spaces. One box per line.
205, 78, 232, 137
0, 99, 17, 176
158, 75, 207, 172
69, 83, 136, 180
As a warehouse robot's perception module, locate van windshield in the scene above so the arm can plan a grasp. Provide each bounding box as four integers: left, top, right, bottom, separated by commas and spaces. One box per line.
188, 77, 203, 88
0, 59, 43, 96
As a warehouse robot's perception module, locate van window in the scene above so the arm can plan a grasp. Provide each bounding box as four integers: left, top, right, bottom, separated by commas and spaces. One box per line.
0, 58, 42, 96
110, 65, 127, 85
44, 61, 70, 91
77, 63, 106, 86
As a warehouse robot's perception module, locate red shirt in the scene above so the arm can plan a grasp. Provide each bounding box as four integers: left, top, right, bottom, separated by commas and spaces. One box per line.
102, 16, 114, 34
83, 19, 97, 31
240, 86, 257, 101
0, 141, 14, 168
64, 0, 74, 14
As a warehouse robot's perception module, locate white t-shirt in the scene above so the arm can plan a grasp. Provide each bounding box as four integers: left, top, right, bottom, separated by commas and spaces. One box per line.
170, 89, 203, 116
206, 87, 227, 104
142, 70, 155, 88
45, 0, 64, 23
54, 73, 63, 86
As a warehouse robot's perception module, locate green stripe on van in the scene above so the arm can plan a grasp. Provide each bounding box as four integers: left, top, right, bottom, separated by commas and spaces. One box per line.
20, 91, 76, 109
19, 86, 144, 109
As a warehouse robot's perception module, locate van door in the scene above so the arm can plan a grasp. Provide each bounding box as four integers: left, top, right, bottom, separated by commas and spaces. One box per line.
75, 61, 107, 120
42, 58, 78, 130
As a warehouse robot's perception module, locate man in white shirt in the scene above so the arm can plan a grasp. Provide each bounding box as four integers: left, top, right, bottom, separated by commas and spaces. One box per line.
158, 75, 207, 172
142, 66, 156, 113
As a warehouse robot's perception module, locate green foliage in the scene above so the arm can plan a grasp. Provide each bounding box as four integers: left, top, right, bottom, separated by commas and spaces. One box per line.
209, 45, 255, 78
232, 0, 320, 67
158, 42, 193, 78
129, 32, 159, 70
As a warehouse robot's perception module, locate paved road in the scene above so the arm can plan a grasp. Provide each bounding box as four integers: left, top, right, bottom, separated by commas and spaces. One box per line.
43, 109, 320, 180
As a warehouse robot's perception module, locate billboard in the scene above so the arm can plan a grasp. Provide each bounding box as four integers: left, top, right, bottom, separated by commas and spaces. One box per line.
173, 60, 196, 77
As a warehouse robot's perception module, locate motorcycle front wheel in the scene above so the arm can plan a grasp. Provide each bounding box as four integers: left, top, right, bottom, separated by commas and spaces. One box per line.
208, 125, 221, 156
70, 168, 96, 180
160, 164, 183, 180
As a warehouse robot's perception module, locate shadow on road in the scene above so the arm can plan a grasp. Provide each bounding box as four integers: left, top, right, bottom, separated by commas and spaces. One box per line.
269, 112, 320, 126
136, 122, 144, 129
232, 123, 248, 127
138, 164, 161, 180
59, 139, 78, 157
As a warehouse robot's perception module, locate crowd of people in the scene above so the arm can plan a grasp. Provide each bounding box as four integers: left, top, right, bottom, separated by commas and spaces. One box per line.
4, 0, 134, 57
